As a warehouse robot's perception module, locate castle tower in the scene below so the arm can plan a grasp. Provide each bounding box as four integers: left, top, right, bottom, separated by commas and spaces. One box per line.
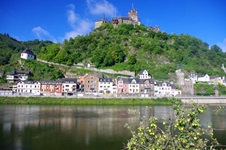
128, 4, 140, 25
94, 14, 108, 29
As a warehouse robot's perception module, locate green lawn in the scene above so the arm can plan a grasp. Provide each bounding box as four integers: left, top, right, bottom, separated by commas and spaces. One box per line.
0, 97, 173, 105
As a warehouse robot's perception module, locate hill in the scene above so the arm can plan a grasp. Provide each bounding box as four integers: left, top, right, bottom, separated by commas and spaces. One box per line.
1, 23, 226, 81
37, 24, 226, 80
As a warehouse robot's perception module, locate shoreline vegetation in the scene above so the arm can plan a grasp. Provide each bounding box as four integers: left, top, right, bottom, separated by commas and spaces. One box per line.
0, 97, 173, 105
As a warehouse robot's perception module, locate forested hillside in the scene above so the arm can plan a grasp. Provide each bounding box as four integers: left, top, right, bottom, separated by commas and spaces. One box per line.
0, 33, 63, 81
1, 23, 226, 80
37, 24, 226, 79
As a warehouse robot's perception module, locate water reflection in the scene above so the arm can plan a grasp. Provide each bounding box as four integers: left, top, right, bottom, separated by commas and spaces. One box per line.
0, 104, 226, 150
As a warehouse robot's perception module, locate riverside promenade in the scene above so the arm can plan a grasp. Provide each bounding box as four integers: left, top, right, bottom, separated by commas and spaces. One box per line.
179, 96, 226, 104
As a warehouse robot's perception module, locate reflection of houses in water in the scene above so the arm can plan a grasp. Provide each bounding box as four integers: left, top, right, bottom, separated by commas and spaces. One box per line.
2, 105, 225, 148
199, 105, 226, 130
2, 106, 40, 132
153, 106, 174, 121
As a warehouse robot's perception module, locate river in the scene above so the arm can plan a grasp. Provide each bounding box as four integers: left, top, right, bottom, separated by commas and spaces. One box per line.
0, 104, 225, 150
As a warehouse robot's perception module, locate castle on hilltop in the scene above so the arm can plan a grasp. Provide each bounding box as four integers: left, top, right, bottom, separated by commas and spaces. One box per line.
94, 5, 141, 29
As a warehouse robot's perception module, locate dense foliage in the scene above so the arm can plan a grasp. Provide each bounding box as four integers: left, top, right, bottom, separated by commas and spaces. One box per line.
125, 98, 219, 149
195, 83, 226, 96
36, 24, 225, 80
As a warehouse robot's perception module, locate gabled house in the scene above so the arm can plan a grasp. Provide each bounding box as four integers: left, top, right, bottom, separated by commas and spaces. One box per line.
99, 78, 113, 94
16, 81, 41, 95
83, 72, 102, 93
209, 76, 223, 85
21, 48, 35, 60
139, 70, 151, 79
154, 82, 172, 97
6, 70, 30, 83
40, 80, 63, 96
128, 78, 140, 94
62, 78, 78, 95
116, 77, 129, 94
197, 74, 210, 82
139, 79, 155, 97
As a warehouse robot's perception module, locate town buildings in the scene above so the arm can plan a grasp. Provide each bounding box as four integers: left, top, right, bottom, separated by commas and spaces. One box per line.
16, 81, 41, 95
3, 69, 184, 97
62, 78, 78, 95
40, 80, 63, 96
6, 70, 30, 83
83, 72, 102, 93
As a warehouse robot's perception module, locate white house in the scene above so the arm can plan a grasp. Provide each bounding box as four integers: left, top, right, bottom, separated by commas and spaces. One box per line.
139, 70, 151, 79
128, 78, 140, 94
209, 76, 224, 85
98, 78, 113, 94
16, 81, 41, 95
197, 74, 210, 82
189, 72, 198, 84
62, 78, 77, 95
154, 82, 172, 97
171, 85, 182, 96
21, 48, 35, 60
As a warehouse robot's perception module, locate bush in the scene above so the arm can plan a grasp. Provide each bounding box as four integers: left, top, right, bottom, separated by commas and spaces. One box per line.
125, 98, 219, 149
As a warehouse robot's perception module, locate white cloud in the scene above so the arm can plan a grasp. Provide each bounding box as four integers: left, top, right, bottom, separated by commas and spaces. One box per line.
32, 26, 57, 43
67, 4, 78, 28
86, 0, 117, 17
218, 38, 226, 52
64, 4, 93, 40
32, 26, 48, 38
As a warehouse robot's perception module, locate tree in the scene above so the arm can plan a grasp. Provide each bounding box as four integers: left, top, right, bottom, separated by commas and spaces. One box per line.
128, 54, 137, 65
211, 45, 222, 53
125, 98, 219, 149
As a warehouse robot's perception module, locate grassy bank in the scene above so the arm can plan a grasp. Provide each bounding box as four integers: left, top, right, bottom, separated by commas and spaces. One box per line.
0, 97, 173, 105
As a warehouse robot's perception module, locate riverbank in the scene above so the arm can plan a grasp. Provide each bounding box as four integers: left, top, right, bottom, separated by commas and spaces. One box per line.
179, 96, 226, 104
0, 97, 173, 105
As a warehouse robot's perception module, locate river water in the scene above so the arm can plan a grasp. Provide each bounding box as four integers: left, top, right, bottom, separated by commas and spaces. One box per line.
0, 104, 225, 150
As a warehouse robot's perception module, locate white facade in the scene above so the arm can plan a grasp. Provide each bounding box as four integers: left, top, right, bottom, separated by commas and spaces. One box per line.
198, 74, 210, 82
21, 48, 35, 60
139, 70, 151, 79
189, 73, 198, 84
171, 89, 182, 96
62, 78, 77, 94
62, 83, 77, 94
128, 79, 140, 94
99, 78, 113, 93
6, 75, 14, 81
21, 52, 35, 60
16, 81, 41, 95
154, 82, 172, 97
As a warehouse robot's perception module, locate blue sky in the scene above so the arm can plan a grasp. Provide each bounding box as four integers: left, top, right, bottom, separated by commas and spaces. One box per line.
0, 0, 226, 51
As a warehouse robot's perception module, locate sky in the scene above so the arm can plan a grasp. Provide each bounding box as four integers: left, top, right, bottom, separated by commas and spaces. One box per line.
0, 0, 226, 51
